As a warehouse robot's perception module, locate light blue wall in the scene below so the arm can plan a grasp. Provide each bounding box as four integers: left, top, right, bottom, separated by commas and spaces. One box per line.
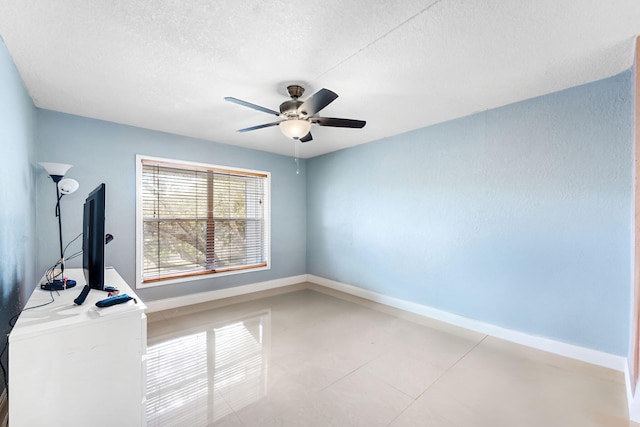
0, 36, 37, 391
36, 111, 306, 302
30, 67, 634, 355
307, 71, 633, 356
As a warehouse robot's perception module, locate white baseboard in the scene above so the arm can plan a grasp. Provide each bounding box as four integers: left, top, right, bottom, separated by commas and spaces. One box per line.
625, 362, 640, 423
307, 274, 627, 372
144, 274, 308, 312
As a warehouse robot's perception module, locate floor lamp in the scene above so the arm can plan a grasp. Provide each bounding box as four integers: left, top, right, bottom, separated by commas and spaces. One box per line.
40, 162, 79, 280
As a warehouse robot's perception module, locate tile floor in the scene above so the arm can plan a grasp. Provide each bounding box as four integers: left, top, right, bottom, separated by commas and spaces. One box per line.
145, 284, 637, 426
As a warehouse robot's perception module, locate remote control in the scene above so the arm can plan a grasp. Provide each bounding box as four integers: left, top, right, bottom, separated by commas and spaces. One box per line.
74, 285, 91, 305
95, 294, 133, 308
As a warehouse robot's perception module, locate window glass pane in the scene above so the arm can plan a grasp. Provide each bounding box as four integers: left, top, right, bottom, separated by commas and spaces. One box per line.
143, 220, 207, 278
140, 160, 268, 283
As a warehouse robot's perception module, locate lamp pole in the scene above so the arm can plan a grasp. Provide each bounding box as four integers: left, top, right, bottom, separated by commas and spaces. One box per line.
39, 163, 78, 282
55, 181, 65, 277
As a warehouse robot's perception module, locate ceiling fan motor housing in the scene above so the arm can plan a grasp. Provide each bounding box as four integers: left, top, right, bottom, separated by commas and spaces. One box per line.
280, 99, 304, 117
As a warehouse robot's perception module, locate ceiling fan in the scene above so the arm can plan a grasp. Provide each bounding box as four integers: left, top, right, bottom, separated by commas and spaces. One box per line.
224, 85, 366, 142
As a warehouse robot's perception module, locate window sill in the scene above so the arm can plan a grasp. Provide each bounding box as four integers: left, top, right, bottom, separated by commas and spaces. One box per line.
137, 264, 271, 289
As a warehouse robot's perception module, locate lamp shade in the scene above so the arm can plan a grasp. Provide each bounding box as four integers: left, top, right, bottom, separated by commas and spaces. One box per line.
40, 162, 73, 178
58, 178, 79, 195
279, 119, 311, 140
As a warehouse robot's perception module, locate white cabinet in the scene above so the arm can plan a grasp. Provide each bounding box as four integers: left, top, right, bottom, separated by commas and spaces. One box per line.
9, 268, 147, 427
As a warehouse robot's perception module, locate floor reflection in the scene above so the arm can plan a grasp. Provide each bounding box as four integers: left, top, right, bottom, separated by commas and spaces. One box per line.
146, 310, 270, 426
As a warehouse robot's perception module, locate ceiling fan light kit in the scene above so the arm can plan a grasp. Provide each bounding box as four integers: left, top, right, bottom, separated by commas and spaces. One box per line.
225, 85, 366, 144
279, 119, 311, 140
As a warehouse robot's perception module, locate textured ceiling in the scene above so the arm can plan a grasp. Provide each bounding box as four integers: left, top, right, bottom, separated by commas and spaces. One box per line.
1, 1, 640, 158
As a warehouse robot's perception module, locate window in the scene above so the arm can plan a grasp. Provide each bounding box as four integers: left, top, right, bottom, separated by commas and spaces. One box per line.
136, 156, 270, 286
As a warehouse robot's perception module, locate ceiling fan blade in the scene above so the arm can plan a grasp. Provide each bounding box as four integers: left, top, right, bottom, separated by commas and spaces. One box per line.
298, 89, 338, 117
224, 97, 280, 116
237, 121, 283, 133
300, 132, 313, 143
313, 117, 366, 128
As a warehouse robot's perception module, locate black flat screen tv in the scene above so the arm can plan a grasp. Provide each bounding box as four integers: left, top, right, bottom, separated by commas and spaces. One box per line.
83, 183, 106, 290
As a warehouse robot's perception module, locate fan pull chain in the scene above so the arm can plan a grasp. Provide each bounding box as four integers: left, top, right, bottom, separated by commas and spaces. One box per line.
294, 140, 300, 175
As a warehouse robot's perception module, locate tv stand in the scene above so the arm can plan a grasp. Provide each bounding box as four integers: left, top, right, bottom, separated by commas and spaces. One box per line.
8, 268, 147, 427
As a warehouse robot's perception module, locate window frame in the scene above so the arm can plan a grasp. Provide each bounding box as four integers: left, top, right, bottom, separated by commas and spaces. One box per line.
135, 155, 271, 288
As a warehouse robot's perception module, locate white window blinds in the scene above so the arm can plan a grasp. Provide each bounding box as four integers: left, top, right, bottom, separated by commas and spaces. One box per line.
140, 159, 268, 283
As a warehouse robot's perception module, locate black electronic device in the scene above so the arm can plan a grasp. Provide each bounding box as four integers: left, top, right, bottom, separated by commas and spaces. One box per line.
41, 279, 77, 291
83, 183, 106, 290
96, 294, 134, 308
73, 285, 91, 305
